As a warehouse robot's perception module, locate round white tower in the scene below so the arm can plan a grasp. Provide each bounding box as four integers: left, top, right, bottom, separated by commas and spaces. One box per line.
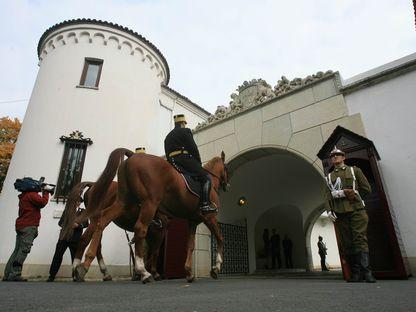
0, 19, 175, 275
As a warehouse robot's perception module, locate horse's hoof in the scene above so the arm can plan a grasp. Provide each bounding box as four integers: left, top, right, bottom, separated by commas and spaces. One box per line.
210, 268, 219, 280
142, 275, 154, 284
74, 265, 87, 282
186, 275, 195, 283
103, 275, 112, 282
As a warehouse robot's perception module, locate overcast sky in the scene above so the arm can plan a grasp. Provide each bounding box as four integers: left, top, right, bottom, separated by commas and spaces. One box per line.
0, 0, 414, 120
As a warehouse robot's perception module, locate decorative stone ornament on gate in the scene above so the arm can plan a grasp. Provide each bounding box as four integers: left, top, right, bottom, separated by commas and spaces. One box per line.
195, 70, 334, 130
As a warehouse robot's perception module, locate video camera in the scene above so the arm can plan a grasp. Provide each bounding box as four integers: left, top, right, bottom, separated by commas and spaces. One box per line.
14, 177, 56, 195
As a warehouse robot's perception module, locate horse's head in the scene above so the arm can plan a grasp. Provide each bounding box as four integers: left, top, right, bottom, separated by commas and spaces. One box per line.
204, 151, 230, 192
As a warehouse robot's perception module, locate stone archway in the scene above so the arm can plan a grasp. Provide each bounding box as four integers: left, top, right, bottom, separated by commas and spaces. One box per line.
254, 205, 304, 270
304, 204, 327, 270
191, 73, 370, 276
303, 204, 342, 271
217, 146, 327, 273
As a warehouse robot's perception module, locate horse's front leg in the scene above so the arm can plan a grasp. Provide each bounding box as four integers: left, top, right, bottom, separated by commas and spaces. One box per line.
74, 203, 123, 282
184, 223, 198, 283
203, 215, 224, 279
97, 242, 112, 281
72, 221, 94, 280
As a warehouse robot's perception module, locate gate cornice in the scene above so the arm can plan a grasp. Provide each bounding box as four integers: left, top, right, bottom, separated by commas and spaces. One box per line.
193, 71, 340, 133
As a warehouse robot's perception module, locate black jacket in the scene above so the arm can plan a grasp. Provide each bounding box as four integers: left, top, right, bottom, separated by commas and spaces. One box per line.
164, 127, 201, 164
164, 127, 207, 177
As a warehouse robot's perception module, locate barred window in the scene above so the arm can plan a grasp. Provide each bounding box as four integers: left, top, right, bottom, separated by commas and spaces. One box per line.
55, 131, 92, 202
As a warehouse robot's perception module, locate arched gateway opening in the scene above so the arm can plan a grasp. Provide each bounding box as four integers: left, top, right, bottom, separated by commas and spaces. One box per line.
217, 146, 329, 273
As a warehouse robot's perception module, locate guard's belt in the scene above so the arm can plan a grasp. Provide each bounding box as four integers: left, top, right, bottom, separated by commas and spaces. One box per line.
168, 150, 189, 157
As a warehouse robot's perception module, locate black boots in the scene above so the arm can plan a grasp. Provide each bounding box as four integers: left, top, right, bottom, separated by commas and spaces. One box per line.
360, 251, 376, 283
347, 252, 376, 283
3, 276, 27, 282
347, 254, 361, 282
200, 178, 217, 214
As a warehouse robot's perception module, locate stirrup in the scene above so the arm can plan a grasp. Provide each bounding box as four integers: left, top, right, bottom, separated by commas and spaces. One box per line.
200, 204, 218, 214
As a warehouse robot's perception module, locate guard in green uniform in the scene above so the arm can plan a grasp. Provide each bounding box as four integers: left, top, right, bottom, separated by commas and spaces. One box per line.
325, 146, 376, 283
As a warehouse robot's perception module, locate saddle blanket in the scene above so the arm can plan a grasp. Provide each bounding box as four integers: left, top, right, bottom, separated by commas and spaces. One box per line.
181, 174, 201, 198
169, 160, 203, 198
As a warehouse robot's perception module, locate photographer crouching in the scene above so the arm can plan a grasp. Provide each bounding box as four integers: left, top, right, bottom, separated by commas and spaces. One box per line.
2, 177, 55, 282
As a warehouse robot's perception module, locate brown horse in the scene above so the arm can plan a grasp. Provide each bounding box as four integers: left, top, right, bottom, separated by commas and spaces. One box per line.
74, 148, 229, 283
62, 181, 169, 281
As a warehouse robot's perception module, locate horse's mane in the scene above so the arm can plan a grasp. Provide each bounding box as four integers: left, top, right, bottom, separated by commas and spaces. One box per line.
203, 157, 222, 171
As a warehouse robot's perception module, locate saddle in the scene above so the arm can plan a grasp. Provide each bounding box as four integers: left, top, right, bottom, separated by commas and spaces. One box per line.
181, 174, 202, 198
169, 161, 202, 198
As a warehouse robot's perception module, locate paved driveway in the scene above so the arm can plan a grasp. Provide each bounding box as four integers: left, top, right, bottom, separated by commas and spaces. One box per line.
1, 276, 415, 312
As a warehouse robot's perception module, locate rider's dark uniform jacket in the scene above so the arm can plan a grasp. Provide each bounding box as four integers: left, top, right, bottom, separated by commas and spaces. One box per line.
164, 127, 206, 177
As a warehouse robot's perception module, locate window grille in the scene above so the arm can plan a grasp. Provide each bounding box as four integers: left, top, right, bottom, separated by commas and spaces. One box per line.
55, 131, 92, 202
211, 222, 249, 274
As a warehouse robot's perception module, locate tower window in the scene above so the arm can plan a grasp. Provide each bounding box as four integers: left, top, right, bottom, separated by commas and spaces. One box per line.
79, 58, 103, 88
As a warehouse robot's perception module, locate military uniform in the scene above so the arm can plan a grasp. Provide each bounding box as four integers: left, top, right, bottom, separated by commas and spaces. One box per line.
164, 114, 215, 214
326, 165, 371, 254
164, 127, 204, 176
325, 146, 376, 282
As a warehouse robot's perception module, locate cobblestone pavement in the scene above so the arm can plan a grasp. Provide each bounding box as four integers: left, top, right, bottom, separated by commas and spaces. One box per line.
0, 275, 415, 312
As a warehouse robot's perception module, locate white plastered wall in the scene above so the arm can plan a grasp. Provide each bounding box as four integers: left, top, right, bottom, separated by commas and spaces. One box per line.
0, 23, 207, 278
310, 214, 341, 269
344, 69, 416, 274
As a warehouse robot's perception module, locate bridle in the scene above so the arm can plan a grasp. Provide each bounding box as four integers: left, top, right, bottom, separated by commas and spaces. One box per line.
204, 163, 229, 193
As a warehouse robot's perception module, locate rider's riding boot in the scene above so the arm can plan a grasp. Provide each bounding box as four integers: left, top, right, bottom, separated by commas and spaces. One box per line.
200, 179, 217, 214
347, 254, 362, 282
360, 251, 377, 283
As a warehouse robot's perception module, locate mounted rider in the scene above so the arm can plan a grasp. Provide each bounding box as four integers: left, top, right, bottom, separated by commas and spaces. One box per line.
164, 114, 216, 214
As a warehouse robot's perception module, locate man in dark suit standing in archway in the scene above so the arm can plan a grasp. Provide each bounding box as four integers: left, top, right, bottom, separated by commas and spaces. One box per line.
282, 234, 293, 268
270, 229, 281, 269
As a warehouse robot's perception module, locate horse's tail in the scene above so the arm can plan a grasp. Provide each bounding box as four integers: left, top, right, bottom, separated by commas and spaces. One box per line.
88, 148, 134, 213
60, 181, 94, 241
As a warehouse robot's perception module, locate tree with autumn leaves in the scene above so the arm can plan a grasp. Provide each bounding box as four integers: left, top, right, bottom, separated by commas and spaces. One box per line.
0, 117, 21, 193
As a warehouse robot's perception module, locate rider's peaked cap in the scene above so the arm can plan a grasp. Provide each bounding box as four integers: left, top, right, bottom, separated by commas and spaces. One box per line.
135, 147, 146, 153
329, 145, 345, 156
173, 114, 187, 124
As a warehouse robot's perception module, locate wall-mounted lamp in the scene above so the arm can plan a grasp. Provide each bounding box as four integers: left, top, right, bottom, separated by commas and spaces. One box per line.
238, 196, 246, 206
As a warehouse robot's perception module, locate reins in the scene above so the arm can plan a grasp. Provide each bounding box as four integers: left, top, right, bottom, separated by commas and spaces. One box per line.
204, 162, 228, 194
204, 168, 222, 183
